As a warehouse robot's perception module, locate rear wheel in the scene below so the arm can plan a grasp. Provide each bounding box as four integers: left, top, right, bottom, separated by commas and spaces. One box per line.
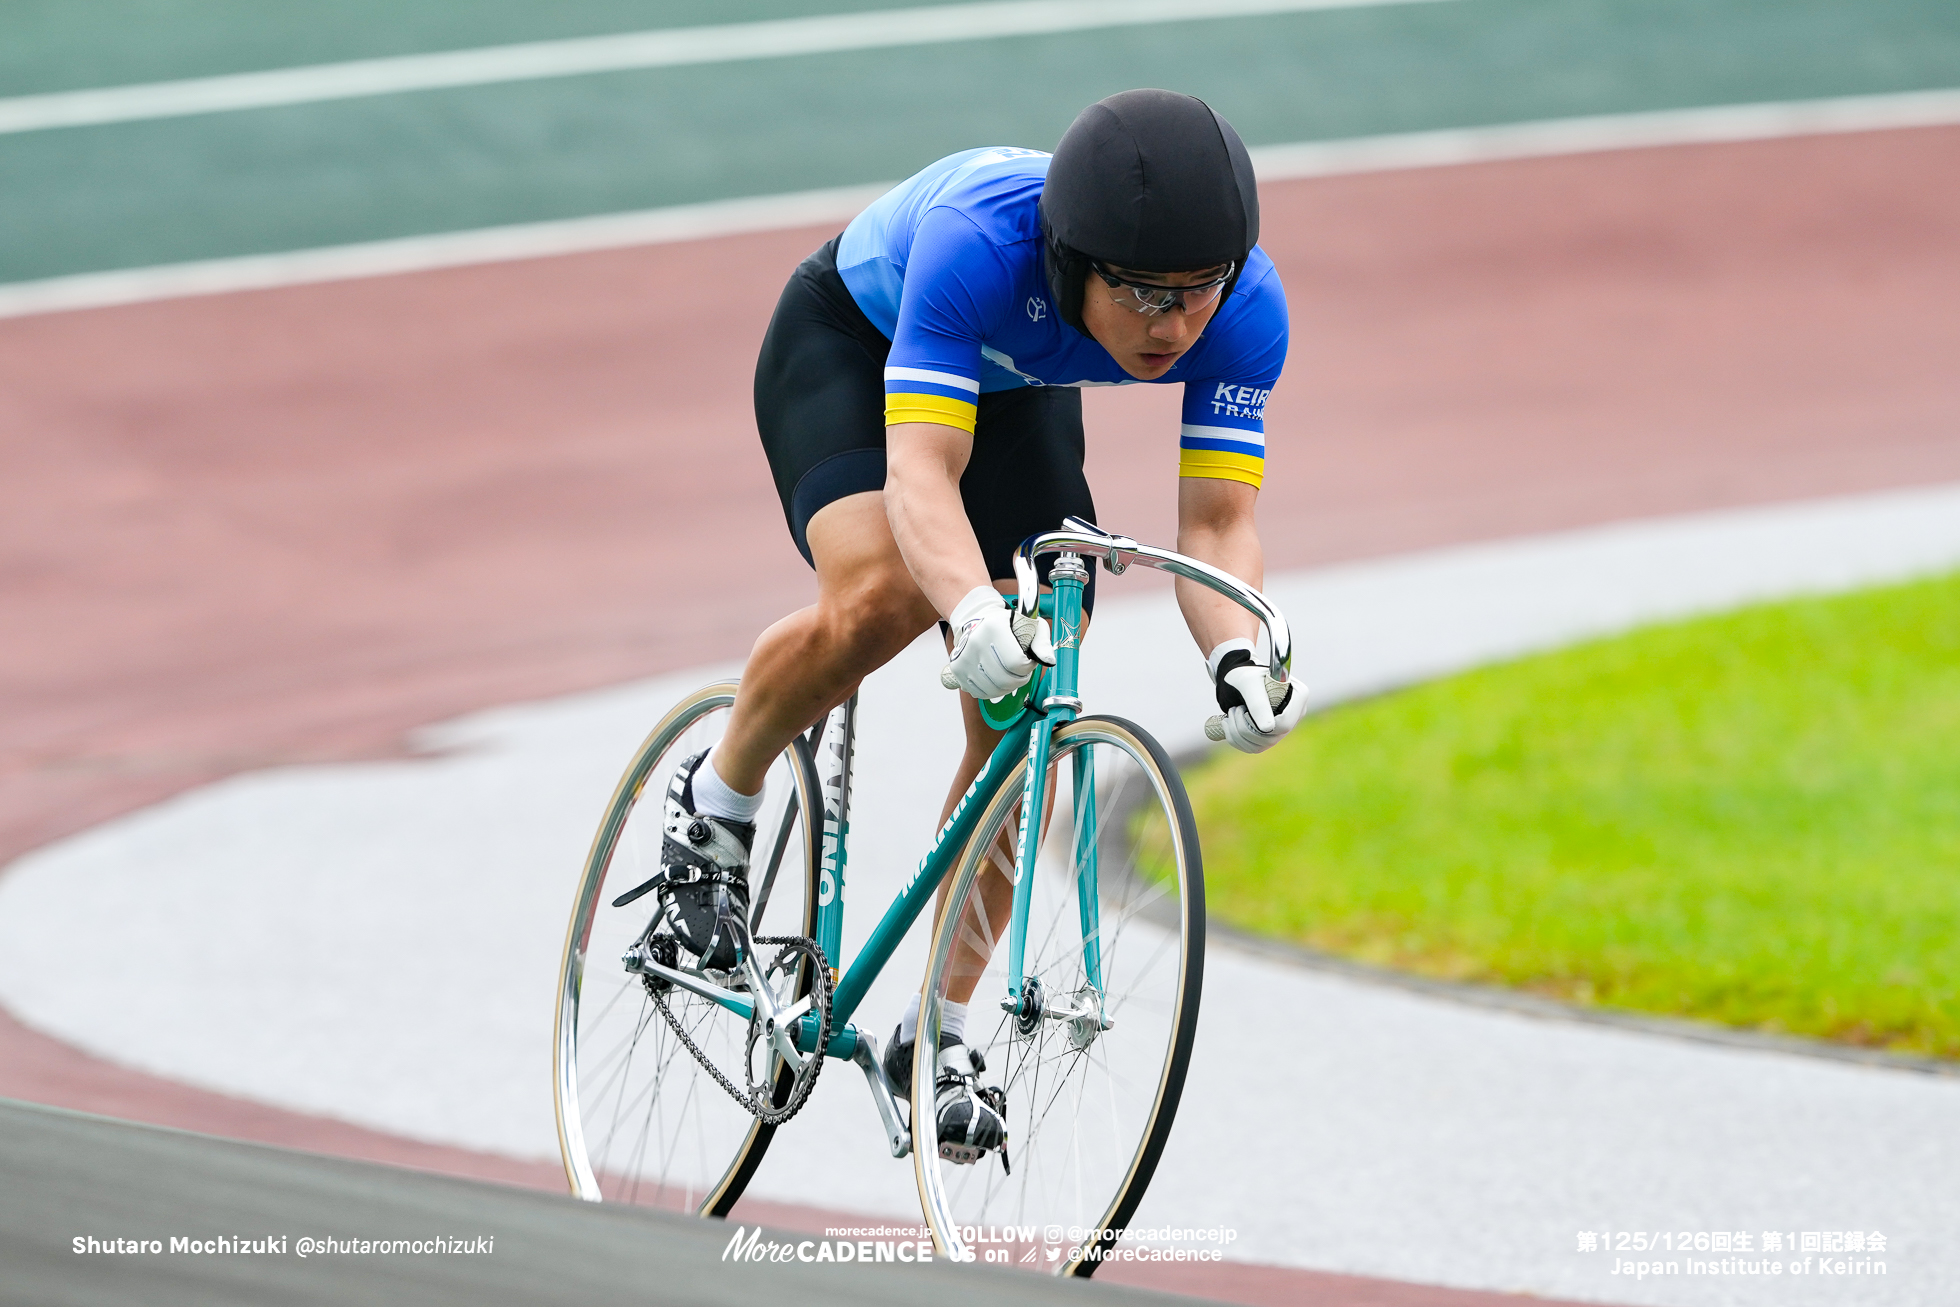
554, 681, 822, 1213
913, 715, 1203, 1274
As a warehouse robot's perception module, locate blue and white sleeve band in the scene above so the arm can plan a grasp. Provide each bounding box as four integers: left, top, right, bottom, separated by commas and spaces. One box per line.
885, 365, 980, 432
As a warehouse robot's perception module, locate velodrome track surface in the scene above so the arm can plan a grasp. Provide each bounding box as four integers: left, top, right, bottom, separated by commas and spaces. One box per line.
4, 125, 1959, 1306
6, 0, 1960, 1297
7, 482, 1960, 1307
0, 1097, 1227, 1307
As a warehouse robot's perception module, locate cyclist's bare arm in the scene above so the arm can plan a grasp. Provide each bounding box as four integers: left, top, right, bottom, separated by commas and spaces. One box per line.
1175, 476, 1265, 654
885, 420, 994, 616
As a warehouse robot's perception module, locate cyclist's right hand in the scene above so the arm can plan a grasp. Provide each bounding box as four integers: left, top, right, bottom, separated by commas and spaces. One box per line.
1206, 638, 1304, 753
943, 585, 1054, 700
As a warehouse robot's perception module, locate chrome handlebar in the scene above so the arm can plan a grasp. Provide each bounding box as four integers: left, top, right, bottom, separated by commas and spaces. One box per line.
1011, 516, 1292, 683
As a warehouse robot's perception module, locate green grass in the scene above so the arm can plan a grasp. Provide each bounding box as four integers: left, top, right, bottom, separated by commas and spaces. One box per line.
1183, 570, 1960, 1058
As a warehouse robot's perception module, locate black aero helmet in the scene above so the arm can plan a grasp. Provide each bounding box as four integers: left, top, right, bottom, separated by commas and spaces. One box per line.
1041, 89, 1260, 335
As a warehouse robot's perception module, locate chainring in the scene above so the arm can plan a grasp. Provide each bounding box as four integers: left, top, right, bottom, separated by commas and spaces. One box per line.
743, 936, 833, 1126
645, 932, 830, 1126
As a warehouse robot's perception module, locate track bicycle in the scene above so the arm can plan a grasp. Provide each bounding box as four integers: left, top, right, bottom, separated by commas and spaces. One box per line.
552, 517, 1293, 1273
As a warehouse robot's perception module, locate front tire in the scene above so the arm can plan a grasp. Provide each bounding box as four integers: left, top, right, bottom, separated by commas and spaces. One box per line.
913, 715, 1204, 1274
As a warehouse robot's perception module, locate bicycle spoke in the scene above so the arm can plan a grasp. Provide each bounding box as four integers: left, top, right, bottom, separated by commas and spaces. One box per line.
596, 1000, 662, 1162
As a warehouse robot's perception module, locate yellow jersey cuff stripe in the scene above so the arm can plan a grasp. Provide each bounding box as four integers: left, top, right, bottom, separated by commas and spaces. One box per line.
1179, 447, 1264, 488
1180, 463, 1264, 488
885, 392, 978, 433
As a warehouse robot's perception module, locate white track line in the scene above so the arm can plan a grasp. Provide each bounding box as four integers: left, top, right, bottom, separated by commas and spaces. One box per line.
2, 486, 1957, 1304
1251, 87, 1960, 179
0, 0, 1448, 136
0, 184, 897, 321
4, 88, 1957, 323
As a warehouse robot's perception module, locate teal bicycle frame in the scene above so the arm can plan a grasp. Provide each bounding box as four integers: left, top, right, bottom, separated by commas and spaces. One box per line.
656, 518, 1291, 1122
647, 591, 1081, 1067
810, 517, 1290, 1067
813, 566, 1089, 1063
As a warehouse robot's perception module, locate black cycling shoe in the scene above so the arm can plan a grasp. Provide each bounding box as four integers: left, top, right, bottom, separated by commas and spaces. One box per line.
655, 751, 754, 970
881, 1024, 961, 1098
933, 1043, 1007, 1166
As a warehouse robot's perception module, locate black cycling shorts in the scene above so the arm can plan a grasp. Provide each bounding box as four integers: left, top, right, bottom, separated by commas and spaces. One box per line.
754, 237, 1097, 604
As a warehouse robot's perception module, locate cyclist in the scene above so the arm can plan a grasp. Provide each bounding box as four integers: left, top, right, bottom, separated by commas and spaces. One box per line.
653, 89, 1301, 1160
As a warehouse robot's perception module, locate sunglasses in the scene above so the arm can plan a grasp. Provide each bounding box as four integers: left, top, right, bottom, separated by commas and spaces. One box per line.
1092, 261, 1235, 316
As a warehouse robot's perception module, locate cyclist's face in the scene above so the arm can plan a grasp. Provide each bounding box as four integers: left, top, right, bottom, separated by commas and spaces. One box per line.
1079, 264, 1228, 381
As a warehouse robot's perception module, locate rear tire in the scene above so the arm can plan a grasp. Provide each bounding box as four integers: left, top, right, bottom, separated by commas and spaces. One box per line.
553, 682, 822, 1214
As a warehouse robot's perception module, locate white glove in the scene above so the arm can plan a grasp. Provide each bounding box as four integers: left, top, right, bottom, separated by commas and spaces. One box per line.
1206, 638, 1305, 754
942, 585, 1054, 700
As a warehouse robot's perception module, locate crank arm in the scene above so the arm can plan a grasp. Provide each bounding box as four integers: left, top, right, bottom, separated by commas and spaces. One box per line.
723, 903, 807, 1067
720, 906, 819, 1069
727, 908, 773, 1020
850, 1030, 912, 1159
623, 952, 754, 1020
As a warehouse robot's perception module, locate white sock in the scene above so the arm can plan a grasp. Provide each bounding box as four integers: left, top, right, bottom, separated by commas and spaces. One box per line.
692, 747, 763, 823
896, 994, 967, 1046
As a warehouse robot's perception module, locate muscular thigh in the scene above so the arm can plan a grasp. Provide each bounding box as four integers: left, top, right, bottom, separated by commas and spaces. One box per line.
754, 237, 894, 566
805, 491, 939, 642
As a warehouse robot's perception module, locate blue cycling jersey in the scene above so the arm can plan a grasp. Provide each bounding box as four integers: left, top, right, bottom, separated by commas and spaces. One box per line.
836, 147, 1288, 487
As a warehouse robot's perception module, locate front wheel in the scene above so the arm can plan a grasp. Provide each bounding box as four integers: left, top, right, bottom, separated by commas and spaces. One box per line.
913, 715, 1204, 1274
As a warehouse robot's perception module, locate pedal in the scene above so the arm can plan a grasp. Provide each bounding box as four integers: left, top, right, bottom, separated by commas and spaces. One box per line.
624, 932, 680, 993
935, 1065, 1009, 1168
938, 1140, 988, 1166
979, 1085, 1010, 1174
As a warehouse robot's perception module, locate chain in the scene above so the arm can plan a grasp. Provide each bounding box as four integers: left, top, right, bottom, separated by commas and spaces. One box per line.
648, 934, 830, 1127
647, 981, 756, 1115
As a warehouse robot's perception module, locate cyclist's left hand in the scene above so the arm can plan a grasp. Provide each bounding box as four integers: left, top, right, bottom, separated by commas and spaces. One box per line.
1208, 639, 1304, 754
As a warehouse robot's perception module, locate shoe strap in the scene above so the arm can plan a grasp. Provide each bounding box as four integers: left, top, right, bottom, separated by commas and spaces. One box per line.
662, 811, 752, 875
